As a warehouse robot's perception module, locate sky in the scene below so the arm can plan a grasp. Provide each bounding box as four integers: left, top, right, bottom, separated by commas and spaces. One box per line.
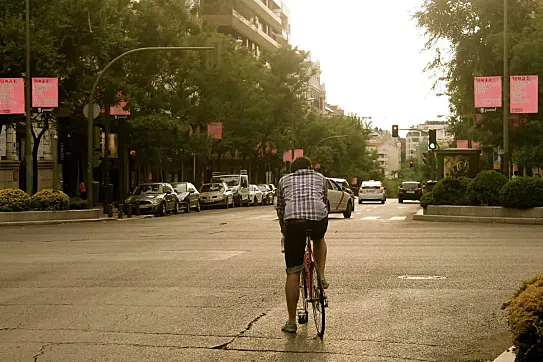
287, 0, 450, 134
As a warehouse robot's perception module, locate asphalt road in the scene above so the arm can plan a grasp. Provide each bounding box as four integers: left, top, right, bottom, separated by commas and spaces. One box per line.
1, 200, 542, 361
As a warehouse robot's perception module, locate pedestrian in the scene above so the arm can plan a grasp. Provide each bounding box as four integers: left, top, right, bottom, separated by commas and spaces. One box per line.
80, 180, 87, 200
276, 156, 329, 334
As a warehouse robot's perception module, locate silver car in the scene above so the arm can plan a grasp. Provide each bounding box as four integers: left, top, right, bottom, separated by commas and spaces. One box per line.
199, 182, 234, 209
358, 180, 387, 204
124, 183, 179, 216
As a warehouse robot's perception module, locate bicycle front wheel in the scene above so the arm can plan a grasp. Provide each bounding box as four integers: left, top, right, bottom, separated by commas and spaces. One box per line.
309, 261, 326, 338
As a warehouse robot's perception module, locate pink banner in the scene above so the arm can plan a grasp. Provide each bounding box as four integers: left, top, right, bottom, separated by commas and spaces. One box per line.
511, 75, 538, 114
456, 140, 469, 149
352, 177, 358, 184
474, 76, 502, 108
32, 78, 58, 108
0, 78, 25, 114
283, 150, 292, 163
315, 163, 321, 169
293, 149, 304, 160
207, 122, 222, 140
471, 141, 482, 149
110, 100, 130, 116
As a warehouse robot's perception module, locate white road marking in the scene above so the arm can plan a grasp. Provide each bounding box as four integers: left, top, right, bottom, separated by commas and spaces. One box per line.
389, 216, 407, 221
366, 209, 372, 212
361, 216, 380, 221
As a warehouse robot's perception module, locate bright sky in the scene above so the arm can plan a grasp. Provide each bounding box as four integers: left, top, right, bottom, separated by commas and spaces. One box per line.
288, 0, 450, 133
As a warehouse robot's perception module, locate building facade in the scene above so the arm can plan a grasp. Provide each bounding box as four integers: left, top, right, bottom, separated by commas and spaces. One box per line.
367, 130, 402, 177
201, 0, 290, 54
406, 122, 452, 161
305, 57, 326, 113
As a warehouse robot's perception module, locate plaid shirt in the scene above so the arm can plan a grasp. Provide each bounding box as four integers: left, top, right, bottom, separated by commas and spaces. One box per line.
276, 169, 328, 233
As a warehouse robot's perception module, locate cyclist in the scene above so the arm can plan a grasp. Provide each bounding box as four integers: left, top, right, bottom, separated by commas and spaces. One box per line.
276, 156, 329, 333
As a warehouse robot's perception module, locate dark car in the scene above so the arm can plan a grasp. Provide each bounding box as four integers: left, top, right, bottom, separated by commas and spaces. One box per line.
171, 182, 200, 212
124, 183, 179, 216
258, 184, 274, 205
398, 181, 423, 203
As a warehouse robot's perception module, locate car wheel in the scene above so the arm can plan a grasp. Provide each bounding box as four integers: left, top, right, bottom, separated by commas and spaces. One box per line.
327, 201, 331, 214
381, 199, 386, 204
195, 201, 201, 212
254, 197, 258, 205
158, 202, 166, 217
223, 198, 229, 209
343, 201, 352, 218
399, 198, 403, 204
358, 199, 363, 204
173, 201, 179, 215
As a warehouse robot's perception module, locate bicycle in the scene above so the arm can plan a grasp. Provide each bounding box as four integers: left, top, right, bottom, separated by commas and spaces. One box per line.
296, 229, 328, 338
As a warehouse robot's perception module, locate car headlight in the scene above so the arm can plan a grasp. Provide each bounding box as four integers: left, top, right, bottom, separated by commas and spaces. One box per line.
232, 188, 239, 194
151, 197, 161, 204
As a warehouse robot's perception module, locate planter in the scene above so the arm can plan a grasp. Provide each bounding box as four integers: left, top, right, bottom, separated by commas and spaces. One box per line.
416, 205, 543, 225
0, 209, 100, 223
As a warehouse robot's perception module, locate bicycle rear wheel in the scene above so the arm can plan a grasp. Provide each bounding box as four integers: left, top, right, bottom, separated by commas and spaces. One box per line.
297, 271, 309, 324
309, 261, 326, 337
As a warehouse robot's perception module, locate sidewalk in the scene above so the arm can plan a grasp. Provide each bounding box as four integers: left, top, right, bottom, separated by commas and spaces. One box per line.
493, 347, 515, 362
0, 214, 153, 227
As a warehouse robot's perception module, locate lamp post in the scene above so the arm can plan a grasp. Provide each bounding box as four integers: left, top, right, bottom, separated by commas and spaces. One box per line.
25, 0, 33, 195
503, 0, 510, 178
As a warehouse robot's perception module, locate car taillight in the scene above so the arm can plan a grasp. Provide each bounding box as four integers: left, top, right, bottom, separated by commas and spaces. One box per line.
359, 187, 364, 192
399, 188, 404, 192
417, 188, 422, 192
380, 187, 384, 191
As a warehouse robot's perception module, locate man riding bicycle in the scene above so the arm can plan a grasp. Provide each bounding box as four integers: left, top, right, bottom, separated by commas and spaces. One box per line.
276, 156, 329, 333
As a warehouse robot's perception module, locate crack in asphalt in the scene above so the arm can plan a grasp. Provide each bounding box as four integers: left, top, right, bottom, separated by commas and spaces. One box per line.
32, 344, 48, 362
212, 311, 267, 350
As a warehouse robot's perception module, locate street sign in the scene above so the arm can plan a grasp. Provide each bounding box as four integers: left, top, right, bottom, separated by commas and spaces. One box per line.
83, 103, 100, 120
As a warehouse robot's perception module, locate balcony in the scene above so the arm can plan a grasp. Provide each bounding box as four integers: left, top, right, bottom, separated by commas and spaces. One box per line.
241, 0, 282, 31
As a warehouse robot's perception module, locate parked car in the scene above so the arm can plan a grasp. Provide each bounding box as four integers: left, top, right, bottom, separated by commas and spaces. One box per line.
358, 180, 387, 204
124, 183, 179, 216
329, 177, 355, 211
268, 184, 277, 196
171, 182, 200, 212
399, 181, 423, 203
249, 184, 263, 205
210, 171, 250, 207
326, 178, 354, 218
258, 184, 274, 205
199, 182, 234, 209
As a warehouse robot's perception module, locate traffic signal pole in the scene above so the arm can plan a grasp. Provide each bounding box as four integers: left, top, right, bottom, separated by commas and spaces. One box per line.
392, 126, 437, 180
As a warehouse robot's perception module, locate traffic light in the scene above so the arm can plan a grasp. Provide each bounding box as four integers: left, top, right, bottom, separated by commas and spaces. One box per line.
392, 125, 399, 137
428, 129, 437, 150
409, 160, 414, 168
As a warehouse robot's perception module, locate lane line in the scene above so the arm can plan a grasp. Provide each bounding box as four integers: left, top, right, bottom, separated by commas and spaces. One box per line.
389, 216, 407, 221
361, 216, 380, 221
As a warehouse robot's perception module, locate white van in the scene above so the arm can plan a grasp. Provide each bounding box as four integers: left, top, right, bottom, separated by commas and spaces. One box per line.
210, 171, 250, 207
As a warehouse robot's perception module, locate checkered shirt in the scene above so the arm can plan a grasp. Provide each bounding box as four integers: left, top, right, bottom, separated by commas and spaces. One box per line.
276, 169, 328, 233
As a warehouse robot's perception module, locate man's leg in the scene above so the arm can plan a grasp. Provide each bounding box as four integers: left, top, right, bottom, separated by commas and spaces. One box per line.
285, 271, 301, 323
313, 238, 327, 278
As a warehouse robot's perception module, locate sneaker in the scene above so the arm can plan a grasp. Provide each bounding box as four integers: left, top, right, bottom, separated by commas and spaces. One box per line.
281, 320, 297, 333
322, 278, 329, 289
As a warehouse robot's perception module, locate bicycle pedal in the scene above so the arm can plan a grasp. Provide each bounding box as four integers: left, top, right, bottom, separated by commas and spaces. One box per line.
324, 298, 329, 308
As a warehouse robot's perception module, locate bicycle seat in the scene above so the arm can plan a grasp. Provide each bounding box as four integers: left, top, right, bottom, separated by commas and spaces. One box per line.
305, 229, 313, 238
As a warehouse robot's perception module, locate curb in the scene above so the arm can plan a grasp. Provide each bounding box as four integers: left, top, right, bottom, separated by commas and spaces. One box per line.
493, 347, 515, 362
0, 215, 154, 227
414, 213, 543, 225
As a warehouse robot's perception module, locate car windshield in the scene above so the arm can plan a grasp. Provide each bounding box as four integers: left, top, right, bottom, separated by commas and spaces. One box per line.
211, 176, 239, 187
402, 182, 420, 188
171, 183, 187, 193
133, 184, 161, 195
200, 184, 224, 192
257, 185, 268, 192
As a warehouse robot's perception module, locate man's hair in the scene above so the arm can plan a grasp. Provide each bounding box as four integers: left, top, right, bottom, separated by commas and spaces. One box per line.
291, 156, 312, 172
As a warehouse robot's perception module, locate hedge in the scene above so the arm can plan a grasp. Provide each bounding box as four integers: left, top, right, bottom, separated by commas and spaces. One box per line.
31, 189, 70, 211
432, 177, 471, 206
69, 197, 91, 210
0, 189, 31, 212
420, 191, 434, 208
500, 177, 543, 209
467, 170, 508, 206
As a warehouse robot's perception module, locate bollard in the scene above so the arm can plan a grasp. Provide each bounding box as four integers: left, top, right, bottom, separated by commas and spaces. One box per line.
135, 203, 141, 216
127, 204, 132, 218
107, 204, 114, 218
117, 204, 124, 219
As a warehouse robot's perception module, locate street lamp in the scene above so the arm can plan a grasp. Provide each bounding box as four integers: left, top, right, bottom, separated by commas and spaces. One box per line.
24, 0, 32, 195
503, 0, 510, 178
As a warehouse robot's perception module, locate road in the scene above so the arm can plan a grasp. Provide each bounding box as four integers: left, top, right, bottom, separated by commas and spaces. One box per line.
1, 200, 542, 361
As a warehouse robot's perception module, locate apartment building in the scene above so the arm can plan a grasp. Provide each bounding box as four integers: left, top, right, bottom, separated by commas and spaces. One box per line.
367, 130, 402, 177
305, 57, 326, 113
406, 122, 452, 161
201, 0, 290, 54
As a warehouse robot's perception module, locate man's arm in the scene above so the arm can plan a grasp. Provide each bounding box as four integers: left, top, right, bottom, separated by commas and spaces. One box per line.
322, 175, 328, 204
276, 178, 286, 234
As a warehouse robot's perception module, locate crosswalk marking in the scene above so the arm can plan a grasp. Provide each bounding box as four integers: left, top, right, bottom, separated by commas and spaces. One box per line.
389, 216, 407, 221
245, 215, 409, 222
361, 216, 380, 220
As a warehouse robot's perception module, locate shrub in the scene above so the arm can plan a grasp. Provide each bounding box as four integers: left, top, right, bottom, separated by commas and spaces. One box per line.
502, 274, 543, 362
420, 191, 434, 208
500, 177, 543, 209
383, 178, 402, 198
467, 170, 508, 206
0, 189, 31, 212
31, 189, 70, 211
69, 197, 91, 210
432, 177, 471, 205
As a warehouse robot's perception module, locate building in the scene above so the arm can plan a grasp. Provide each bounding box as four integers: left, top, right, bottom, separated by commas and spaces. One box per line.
201, 0, 290, 54
0, 124, 57, 191
406, 122, 452, 161
325, 104, 344, 116
367, 130, 402, 177
305, 56, 326, 113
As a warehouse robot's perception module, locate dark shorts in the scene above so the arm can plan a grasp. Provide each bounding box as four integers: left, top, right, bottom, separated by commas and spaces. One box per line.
284, 218, 328, 274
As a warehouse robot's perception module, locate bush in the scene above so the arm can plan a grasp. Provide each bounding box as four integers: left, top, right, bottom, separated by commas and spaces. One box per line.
31, 189, 70, 211
383, 178, 402, 198
500, 177, 543, 209
0, 189, 31, 212
502, 274, 543, 362
432, 177, 471, 206
467, 170, 509, 206
69, 197, 91, 210
420, 191, 434, 208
